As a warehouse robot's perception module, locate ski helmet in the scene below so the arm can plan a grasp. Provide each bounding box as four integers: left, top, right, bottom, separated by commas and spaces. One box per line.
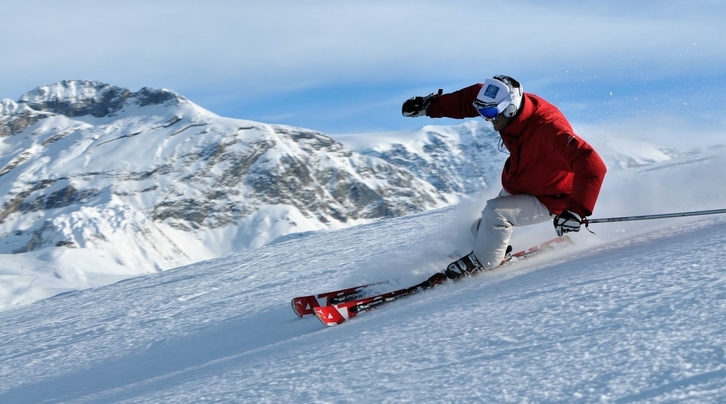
473, 75, 524, 119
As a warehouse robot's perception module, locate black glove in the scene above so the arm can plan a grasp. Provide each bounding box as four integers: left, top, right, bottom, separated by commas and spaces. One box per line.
402, 89, 442, 117
554, 210, 582, 236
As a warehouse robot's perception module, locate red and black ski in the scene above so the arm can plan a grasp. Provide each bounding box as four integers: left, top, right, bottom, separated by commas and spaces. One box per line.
291, 280, 392, 317
309, 236, 574, 326
313, 285, 422, 326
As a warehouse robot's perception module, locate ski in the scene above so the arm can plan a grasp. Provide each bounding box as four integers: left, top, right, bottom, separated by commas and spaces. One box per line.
313, 236, 573, 326
291, 280, 393, 317
314, 283, 428, 326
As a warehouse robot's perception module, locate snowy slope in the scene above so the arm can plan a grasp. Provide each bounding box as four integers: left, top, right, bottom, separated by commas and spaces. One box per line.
0, 144, 725, 403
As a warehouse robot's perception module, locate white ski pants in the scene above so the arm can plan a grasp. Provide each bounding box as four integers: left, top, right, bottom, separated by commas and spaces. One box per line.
471, 190, 552, 269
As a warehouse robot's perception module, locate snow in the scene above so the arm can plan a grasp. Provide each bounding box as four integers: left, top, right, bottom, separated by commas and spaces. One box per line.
334, 122, 473, 156
1, 136, 725, 402
0, 247, 133, 308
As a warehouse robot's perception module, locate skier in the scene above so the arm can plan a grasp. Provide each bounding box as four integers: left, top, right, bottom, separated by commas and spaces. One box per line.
402, 75, 607, 281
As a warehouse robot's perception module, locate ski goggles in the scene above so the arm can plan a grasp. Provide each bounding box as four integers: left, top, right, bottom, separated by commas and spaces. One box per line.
473, 98, 507, 119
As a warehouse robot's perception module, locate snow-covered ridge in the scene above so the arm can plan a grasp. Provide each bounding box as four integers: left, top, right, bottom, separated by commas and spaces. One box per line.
17, 80, 185, 118
336, 121, 506, 195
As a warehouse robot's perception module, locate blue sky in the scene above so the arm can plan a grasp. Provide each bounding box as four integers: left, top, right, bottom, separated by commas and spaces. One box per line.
1, 1, 725, 145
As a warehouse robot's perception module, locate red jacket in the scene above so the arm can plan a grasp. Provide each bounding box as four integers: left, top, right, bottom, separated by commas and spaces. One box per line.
426, 84, 607, 217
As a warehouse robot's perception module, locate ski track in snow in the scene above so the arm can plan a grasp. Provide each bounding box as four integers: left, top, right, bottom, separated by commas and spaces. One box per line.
0, 206, 725, 403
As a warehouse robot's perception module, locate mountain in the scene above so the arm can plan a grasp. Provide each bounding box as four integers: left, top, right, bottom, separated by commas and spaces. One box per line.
0, 81, 450, 276
1, 142, 725, 401
335, 121, 508, 195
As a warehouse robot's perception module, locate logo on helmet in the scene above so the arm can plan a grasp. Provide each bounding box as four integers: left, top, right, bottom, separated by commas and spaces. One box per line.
482, 84, 500, 100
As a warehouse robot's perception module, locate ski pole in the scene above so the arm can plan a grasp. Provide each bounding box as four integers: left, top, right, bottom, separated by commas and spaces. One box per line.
583, 207, 726, 225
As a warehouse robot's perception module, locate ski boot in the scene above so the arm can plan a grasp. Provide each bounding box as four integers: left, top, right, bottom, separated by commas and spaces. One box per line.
444, 252, 482, 280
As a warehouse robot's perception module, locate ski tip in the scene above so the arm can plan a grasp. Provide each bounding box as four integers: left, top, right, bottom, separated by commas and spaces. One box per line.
291, 296, 317, 318
291, 298, 304, 318
313, 305, 347, 327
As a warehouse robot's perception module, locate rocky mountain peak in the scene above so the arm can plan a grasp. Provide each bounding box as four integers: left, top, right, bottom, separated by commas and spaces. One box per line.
17, 80, 185, 118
